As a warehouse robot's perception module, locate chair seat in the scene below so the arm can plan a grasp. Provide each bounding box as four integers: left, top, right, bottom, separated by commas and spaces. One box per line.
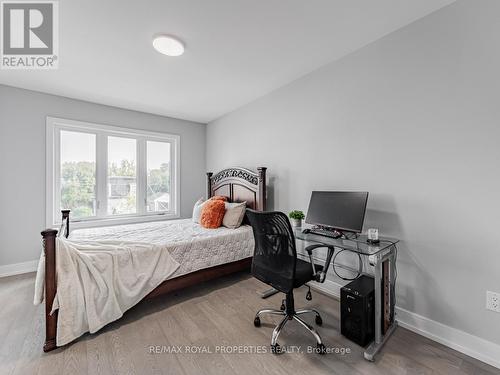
294, 259, 323, 287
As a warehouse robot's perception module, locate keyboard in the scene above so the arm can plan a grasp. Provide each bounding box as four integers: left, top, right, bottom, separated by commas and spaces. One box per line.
304, 228, 343, 239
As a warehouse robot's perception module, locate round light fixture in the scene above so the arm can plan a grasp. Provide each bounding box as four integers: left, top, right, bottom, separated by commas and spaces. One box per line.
152, 34, 185, 56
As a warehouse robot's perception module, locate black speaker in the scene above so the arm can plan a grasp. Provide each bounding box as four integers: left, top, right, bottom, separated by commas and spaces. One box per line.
340, 275, 375, 347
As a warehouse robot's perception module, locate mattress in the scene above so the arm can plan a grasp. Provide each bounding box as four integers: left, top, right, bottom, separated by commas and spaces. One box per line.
69, 219, 255, 278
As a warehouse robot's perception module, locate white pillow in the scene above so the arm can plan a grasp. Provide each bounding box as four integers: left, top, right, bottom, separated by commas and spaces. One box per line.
192, 198, 206, 223
223, 201, 247, 229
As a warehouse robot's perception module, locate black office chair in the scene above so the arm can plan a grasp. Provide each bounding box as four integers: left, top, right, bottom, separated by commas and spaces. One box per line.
246, 209, 335, 354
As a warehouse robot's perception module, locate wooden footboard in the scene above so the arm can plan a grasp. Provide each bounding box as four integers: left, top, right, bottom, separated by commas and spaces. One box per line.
42, 210, 70, 352
40, 212, 251, 352
40, 209, 69, 352
40, 228, 58, 352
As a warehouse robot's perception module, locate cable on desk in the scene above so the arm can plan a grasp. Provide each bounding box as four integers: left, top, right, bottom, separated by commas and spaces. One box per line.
332, 249, 363, 281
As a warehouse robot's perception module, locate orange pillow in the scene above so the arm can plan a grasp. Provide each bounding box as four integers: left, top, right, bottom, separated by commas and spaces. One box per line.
200, 199, 226, 228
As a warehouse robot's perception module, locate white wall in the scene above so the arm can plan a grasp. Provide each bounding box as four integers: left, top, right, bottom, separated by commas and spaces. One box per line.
0, 85, 206, 267
207, 0, 500, 346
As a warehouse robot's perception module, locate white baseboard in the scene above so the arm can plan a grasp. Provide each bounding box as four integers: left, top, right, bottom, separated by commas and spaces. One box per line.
309, 279, 500, 369
0, 260, 38, 278
396, 307, 500, 369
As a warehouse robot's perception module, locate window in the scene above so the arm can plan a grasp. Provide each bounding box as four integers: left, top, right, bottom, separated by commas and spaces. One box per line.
46, 117, 179, 227
107, 136, 137, 216
146, 141, 171, 212
60, 130, 97, 220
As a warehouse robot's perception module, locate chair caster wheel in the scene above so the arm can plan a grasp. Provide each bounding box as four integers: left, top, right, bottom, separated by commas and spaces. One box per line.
280, 303, 285, 311
271, 343, 282, 354
315, 315, 323, 325
317, 343, 326, 355
254, 316, 261, 327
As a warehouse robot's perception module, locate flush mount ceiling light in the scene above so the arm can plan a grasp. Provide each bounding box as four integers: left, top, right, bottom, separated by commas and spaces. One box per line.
152, 34, 185, 56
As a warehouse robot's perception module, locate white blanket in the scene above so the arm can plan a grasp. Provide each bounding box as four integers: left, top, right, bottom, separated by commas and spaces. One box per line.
35, 238, 179, 346
33, 219, 254, 347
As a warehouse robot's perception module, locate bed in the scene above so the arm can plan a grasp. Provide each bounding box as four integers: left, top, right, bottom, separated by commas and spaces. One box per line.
40, 166, 267, 352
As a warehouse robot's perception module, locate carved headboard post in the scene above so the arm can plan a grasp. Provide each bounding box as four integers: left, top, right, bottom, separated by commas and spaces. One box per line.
257, 167, 267, 211
206, 172, 213, 199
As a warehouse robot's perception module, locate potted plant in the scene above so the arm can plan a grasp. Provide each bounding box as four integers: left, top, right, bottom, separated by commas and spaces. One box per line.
289, 210, 305, 228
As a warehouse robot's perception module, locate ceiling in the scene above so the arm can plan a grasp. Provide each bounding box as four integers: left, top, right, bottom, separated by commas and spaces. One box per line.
0, 0, 455, 123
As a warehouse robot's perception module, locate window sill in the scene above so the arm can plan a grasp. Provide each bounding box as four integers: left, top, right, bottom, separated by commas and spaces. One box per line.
53, 212, 181, 230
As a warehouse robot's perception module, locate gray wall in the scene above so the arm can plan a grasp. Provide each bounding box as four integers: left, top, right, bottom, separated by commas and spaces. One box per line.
207, 0, 500, 345
0, 85, 206, 266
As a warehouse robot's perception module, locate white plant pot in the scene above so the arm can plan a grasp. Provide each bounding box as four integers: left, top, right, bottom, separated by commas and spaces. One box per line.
291, 218, 302, 228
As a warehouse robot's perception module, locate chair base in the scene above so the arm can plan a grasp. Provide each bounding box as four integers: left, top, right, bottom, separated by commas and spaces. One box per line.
254, 292, 325, 354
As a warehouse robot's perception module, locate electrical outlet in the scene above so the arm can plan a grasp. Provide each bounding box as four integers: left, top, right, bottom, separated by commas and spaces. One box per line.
486, 291, 500, 312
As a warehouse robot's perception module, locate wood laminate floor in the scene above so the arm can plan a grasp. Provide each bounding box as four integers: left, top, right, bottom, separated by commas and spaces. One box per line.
0, 272, 498, 375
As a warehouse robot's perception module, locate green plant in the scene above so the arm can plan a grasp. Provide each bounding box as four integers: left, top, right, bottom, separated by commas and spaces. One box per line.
289, 210, 305, 220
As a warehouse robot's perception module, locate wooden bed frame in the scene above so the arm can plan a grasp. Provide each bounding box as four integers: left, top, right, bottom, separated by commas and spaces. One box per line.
40, 166, 267, 352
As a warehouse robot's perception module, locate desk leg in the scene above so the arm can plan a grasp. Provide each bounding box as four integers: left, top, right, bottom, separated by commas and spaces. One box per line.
364, 321, 398, 361
374, 260, 382, 345
364, 247, 398, 361
390, 251, 396, 323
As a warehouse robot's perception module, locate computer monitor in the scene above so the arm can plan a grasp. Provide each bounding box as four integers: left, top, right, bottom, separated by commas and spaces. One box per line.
305, 191, 369, 233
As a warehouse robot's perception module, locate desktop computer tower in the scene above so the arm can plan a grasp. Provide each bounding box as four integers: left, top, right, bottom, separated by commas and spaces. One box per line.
340, 275, 375, 347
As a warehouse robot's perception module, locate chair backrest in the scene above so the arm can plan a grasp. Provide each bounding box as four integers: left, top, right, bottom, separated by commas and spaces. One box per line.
246, 209, 297, 293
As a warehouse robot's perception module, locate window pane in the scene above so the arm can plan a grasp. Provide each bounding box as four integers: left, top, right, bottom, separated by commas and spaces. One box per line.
108, 136, 136, 215
147, 141, 171, 212
60, 130, 96, 219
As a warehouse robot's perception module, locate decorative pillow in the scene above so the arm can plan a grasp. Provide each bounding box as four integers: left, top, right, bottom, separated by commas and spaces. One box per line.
192, 198, 206, 223
211, 195, 228, 201
200, 199, 226, 228
223, 202, 247, 229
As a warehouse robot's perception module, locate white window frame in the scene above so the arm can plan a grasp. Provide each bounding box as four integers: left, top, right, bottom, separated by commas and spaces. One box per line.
46, 116, 180, 228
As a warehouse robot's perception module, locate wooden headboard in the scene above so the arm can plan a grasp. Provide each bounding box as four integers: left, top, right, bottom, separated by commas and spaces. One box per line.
207, 167, 267, 211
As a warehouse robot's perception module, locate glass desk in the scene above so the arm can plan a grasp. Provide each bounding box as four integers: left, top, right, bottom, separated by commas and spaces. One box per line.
294, 228, 399, 361
294, 230, 399, 256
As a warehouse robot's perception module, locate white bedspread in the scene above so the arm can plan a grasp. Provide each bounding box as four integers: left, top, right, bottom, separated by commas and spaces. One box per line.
69, 219, 255, 278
